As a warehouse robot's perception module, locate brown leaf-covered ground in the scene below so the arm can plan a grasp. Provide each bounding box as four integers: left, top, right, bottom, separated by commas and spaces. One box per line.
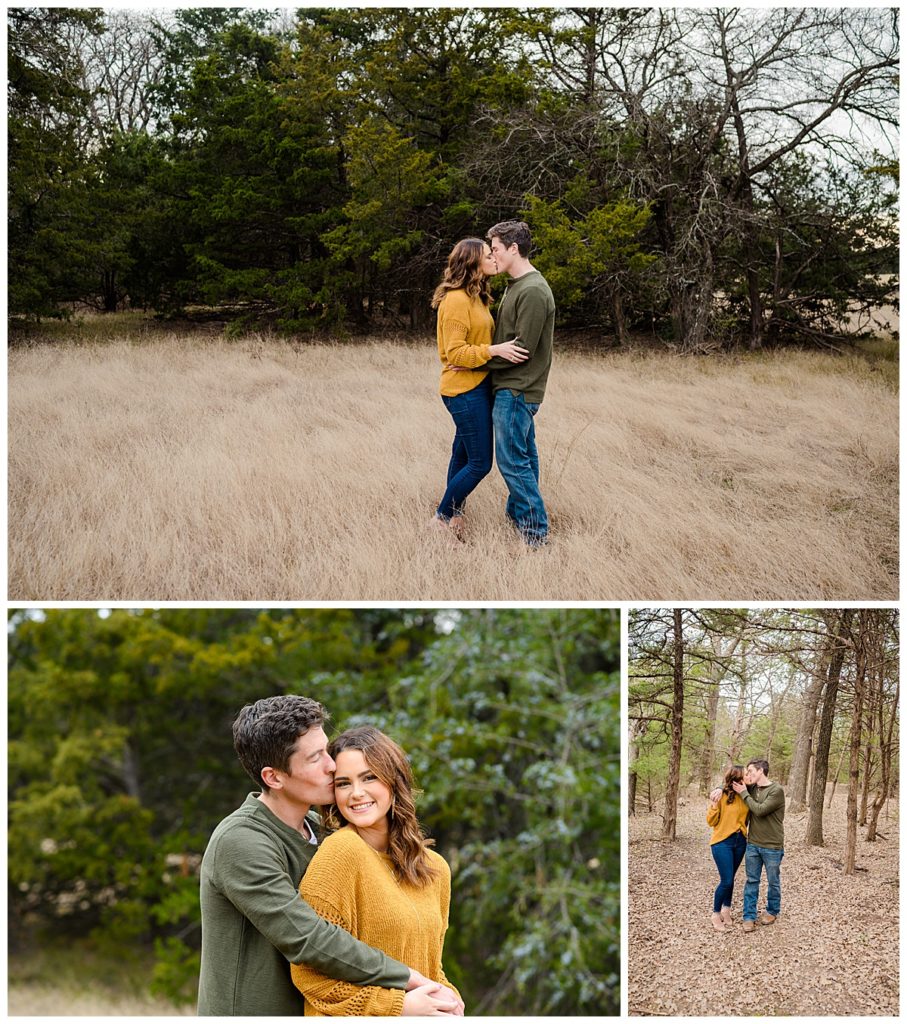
628, 797, 899, 1016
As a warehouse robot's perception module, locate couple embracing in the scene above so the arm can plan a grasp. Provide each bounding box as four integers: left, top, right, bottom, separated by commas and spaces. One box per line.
431, 220, 555, 548
707, 758, 786, 934
198, 695, 463, 1016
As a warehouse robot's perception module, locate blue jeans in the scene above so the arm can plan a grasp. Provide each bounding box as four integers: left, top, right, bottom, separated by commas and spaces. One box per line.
492, 388, 548, 544
743, 843, 783, 920
711, 830, 747, 913
437, 377, 493, 520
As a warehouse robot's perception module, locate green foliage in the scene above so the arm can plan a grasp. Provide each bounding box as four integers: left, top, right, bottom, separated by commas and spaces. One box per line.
8, 8, 896, 344
320, 120, 445, 323
7, 8, 104, 317
523, 189, 656, 323
8, 608, 619, 1015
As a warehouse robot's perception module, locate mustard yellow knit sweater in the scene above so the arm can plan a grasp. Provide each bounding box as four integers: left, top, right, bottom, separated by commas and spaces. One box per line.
706, 792, 750, 845
291, 827, 458, 1016
436, 288, 494, 397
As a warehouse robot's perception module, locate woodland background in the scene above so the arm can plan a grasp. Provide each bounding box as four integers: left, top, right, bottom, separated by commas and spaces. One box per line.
627, 608, 899, 1016
8, 607, 620, 1015
9, 6, 898, 350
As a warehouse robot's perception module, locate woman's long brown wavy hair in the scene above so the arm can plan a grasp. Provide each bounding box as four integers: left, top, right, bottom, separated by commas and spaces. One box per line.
323, 726, 437, 887
431, 237, 493, 309
722, 765, 745, 804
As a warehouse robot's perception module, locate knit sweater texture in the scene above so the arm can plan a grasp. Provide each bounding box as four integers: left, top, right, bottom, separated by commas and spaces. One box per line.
484, 270, 555, 403
706, 792, 750, 845
741, 781, 786, 849
435, 288, 494, 396
291, 827, 458, 1016
197, 794, 409, 1016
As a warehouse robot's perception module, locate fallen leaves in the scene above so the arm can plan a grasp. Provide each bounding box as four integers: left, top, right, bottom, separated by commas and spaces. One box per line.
628, 798, 898, 1016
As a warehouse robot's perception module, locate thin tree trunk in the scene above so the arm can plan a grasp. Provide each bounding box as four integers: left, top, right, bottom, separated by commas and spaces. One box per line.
844, 612, 871, 875
728, 648, 750, 764
859, 739, 874, 825
697, 634, 742, 794
698, 684, 721, 795
826, 739, 847, 807
612, 289, 629, 345
789, 641, 830, 811
629, 720, 648, 816
867, 676, 898, 842
662, 608, 685, 840
806, 609, 853, 846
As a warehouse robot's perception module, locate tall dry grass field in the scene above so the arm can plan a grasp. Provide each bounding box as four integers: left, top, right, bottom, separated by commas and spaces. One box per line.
8, 333, 897, 600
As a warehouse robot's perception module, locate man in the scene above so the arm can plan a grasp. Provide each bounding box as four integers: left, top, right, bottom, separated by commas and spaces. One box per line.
198, 694, 463, 1015
483, 220, 556, 547
731, 758, 785, 932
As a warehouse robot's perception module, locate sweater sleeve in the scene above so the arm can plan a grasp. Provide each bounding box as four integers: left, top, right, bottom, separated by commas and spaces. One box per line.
439, 295, 492, 367
435, 860, 460, 1001
290, 842, 406, 1017
211, 825, 408, 990
742, 787, 785, 817
706, 802, 720, 827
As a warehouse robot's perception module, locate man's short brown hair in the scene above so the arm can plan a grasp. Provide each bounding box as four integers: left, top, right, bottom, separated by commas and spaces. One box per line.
233, 695, 328, 791
487, 220, 532, 258
747, 758, 770, 777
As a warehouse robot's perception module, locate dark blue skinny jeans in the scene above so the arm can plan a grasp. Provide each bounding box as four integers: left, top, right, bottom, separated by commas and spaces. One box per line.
437, 377, 494, 520
711, 829, 747, 913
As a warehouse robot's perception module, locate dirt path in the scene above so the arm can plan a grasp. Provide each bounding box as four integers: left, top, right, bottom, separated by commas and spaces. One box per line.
628, 799, 898, 1016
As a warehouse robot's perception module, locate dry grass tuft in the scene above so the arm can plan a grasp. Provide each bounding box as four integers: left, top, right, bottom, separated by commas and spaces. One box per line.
8, 336, 897, 600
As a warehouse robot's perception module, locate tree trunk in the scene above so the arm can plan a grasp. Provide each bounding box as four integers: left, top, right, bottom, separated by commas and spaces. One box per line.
826, 739, 847, 807
728, 87, 765, 350
844, 612, 870, 875
728, 646, 750, 764
628, 719, 648, 816
675, 273, 714, 353
806, 609, 853, 846
867, 675, 898, 842
698, 684, 721, 795
745, 265, 764, 349
764, 665, 794, 768
102, 269, 118, 312
788, 640, 830, 811
612, 289, 629, 345
697, 634, 742, 794
661, 608, 685, 840
859, 738, 873, 825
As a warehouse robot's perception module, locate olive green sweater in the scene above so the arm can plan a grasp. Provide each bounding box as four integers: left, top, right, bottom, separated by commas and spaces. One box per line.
485, 270, 556, 403
740, 781, 785, 849
197, 794, 409, 1016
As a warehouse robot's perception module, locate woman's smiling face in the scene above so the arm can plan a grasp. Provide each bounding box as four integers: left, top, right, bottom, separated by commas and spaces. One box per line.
333, 748, 393, 830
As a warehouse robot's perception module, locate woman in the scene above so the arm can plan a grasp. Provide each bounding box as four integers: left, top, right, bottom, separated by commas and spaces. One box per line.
291, 726, 461, 1015
430, 238, 528, 540
706, 765, 749, 932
